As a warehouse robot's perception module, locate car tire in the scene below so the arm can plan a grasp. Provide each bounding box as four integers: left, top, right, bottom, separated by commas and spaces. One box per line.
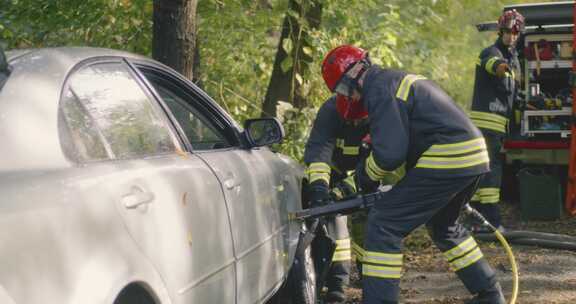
113, 284, 156, 304
267, 245, 317, 304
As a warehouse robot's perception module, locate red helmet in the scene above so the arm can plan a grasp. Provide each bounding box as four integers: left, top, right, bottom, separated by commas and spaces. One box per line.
498, 9, 525, 34
336, 94, 368, 121
322, 45, 368, 92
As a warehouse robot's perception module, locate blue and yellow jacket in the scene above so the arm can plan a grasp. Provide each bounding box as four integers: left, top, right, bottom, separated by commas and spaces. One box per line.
303, 96, 369, 187
470, 38, 520, 134
360, 66, 490, 179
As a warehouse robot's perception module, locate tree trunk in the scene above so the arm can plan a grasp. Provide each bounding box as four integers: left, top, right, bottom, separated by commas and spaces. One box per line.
261, 0, 322, 117
152, 0, 198, 82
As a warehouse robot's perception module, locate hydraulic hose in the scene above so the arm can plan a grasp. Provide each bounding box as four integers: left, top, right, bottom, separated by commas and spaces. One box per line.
464, 204, 519, 304
474, 230, 576, 250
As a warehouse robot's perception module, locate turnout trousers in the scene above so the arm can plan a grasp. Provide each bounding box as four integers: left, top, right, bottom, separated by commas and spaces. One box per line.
362, 174, 497, 304
471, 130, 504, 227
324, 215, 351, 294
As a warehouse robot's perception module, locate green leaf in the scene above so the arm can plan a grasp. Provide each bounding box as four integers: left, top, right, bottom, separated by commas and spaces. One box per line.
281, 56, 293, 73
282, 38, 293, 54
295, 73, 303, 85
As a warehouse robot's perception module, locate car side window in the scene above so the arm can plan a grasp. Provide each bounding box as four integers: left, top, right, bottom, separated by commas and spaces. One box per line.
143, 73, 232, 151
61, 62, 176, 161
59, 88, 111, 162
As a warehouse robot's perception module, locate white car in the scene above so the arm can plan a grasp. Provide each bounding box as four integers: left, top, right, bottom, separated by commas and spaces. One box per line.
0, 47, 312, 304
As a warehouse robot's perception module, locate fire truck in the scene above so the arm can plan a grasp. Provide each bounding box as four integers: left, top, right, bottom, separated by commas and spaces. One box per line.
478, 1, 576, 218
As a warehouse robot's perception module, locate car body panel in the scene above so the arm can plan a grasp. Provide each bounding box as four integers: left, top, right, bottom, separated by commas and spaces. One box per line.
0, 47, 304, 304
0, 169, 172, 304
197, 148, 294, 303
108, 155, 236, 304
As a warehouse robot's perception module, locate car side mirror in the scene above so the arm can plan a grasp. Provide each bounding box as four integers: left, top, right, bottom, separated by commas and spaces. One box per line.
243, 118, 285, 148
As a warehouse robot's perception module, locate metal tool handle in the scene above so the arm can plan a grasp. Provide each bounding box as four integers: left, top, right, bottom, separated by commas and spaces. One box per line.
290, 191, 385, 220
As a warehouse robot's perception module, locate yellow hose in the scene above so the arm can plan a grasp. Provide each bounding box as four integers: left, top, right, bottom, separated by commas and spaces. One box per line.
464, 204, 519, 304
493, 229, 519, 304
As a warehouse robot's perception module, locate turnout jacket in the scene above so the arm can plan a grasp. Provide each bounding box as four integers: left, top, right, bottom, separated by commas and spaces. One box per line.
470, 38, 520, 134
304, 96, 369, 186
360, 66, 490, 179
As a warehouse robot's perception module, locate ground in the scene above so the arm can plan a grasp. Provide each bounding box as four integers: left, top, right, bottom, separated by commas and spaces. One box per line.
341, 202, 576, 303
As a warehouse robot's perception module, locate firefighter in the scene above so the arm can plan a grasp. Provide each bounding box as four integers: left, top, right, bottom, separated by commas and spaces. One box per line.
469, 9, 525, 231
321, 45, 505, 304
303, 94, 370, 304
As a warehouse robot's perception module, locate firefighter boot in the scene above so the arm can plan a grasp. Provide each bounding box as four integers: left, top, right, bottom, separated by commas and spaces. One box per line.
325, 290, 345, 304
466, 282, 506, 304
324, 261, 349, 304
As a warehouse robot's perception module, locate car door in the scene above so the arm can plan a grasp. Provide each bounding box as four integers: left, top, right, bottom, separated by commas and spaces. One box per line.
60, 59, 235, 304
135, 64, 294, 304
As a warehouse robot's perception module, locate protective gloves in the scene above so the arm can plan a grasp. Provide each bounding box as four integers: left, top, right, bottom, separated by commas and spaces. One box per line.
495, 63, 510, 78
308, 182, 331, 208
354, 159, 380, 194
329, 175, 357, 201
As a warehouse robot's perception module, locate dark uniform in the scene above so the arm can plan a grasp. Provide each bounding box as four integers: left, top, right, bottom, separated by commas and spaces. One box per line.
304, 96, 370, 301
357, 66, 497, 304
469, 38, 520, 227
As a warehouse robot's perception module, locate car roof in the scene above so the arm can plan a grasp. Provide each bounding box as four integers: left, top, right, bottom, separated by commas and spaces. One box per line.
0, 47, 152, 171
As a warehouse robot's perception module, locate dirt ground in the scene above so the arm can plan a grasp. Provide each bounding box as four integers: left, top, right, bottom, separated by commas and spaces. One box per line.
342, 203, 576, 303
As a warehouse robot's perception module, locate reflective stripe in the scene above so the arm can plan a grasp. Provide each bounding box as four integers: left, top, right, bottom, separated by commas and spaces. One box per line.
352, 242, 365, 261
363, 264, 403, 279
308, 173, 330, 184
336, 139, 360, 155
472, 120, 507, 133
422, 138, 486, 156
416, 137, 489, 169
469, 111, 508, 124
336, 238, 351, 249
449, 247, 484, 271
480, 195, 499, 204
332, 239, 352, 262
307, 162, 331, 173
416, 151, 489, 169
475, 187, 500, 204
366, 153, 388, 181
395, 74, 426, 102
469, 111, 508, 133
343, 175, 357, 193
443, 237, 477, 261
306, 162, 331, 184
477, 188, 500, 194
342, 146, 360, 155
363, 250, 403, 266
332, 250, 352, 262
485, 57, 500, 75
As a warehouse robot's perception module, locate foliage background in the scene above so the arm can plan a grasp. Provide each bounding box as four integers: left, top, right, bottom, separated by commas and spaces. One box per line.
0, 0, 553, 161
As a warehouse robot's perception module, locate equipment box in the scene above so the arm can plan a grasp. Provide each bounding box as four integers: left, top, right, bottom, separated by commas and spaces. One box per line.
522, 109, 571, 138
517, 167, 563, 220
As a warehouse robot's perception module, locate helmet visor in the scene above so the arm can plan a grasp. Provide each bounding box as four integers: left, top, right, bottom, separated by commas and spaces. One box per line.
334, 80, 352, 97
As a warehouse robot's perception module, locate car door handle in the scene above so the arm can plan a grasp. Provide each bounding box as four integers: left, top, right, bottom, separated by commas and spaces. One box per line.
122, 188, 155, 209
224, 178, 240, 190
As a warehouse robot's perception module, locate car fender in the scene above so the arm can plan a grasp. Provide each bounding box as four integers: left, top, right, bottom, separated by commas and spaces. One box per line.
69, 248, 172, 304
